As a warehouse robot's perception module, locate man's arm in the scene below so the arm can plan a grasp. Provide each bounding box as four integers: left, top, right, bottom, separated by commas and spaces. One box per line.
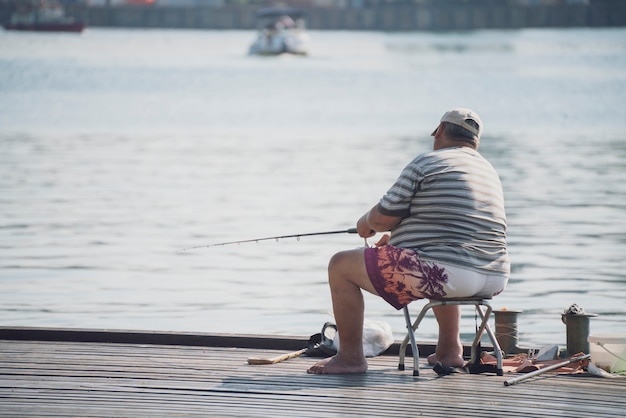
356, 204, 403, 238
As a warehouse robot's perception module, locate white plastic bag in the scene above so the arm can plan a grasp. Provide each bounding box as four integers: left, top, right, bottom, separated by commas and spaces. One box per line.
332, 319, 394, 357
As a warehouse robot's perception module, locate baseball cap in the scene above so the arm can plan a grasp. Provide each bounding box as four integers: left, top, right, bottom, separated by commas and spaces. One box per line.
431, 108, 482, 141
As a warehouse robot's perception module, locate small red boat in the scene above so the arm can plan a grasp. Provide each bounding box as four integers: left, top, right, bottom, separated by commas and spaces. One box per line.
3, 0, 85, 33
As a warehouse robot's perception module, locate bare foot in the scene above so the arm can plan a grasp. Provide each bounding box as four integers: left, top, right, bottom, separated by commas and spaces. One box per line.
427, 352, 438, 366
307, 355, 368, 374
427, 352, 465, 368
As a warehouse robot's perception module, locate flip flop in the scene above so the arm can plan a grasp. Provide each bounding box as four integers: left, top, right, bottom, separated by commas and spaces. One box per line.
433, 361, 469, 375
305, 322, 338, 358
433, 361, 502, 375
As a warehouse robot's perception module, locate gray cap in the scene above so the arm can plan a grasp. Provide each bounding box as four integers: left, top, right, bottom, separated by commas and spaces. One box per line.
431, 108, 483, 141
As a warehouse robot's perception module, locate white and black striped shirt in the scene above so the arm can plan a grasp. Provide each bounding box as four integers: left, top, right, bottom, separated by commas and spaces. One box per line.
379, 147, 510, 275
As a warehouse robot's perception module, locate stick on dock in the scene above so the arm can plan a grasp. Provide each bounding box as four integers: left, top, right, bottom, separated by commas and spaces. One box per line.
247, 348, 308, 365
504, 354, 590, 386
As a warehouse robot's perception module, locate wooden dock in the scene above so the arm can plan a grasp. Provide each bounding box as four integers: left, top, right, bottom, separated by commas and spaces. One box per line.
1, 327, 624, 417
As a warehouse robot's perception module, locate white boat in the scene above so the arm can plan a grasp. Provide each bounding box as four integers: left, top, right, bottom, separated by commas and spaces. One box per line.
248, 7, 310, 56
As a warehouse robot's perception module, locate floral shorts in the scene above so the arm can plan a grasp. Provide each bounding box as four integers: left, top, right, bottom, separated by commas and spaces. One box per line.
364, 245, 507, 310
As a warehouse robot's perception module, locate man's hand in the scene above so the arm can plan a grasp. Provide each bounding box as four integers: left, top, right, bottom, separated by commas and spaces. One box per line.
374, 234, 390, 247
356, 217, 376, 238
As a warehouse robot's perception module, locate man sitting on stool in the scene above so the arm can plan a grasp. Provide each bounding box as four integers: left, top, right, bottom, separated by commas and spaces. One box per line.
308, 108, 510, 374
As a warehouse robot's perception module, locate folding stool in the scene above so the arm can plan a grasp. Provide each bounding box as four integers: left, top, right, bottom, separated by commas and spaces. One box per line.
398, 297, 504, 376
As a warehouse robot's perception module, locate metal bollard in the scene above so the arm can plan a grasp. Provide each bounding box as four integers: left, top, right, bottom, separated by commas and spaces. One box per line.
561, 304, 598, 356
494, 309, 523, 354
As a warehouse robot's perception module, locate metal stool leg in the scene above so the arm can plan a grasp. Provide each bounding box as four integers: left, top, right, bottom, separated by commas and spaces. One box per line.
402, 306, 420, 376
474, 303, 504, 375
470, 303, 488, 364
399, 301, 442, 375
398, 308, 410, 371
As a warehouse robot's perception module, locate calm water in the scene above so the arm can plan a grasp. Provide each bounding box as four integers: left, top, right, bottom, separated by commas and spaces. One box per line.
1, 28, 625, 346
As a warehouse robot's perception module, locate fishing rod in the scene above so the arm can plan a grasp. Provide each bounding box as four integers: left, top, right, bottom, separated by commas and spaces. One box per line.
176, 227, 358, 252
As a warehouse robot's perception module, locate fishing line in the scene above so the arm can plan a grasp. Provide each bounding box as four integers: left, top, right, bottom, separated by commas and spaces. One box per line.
496, 322, 519, 342
176, 227, 358, 253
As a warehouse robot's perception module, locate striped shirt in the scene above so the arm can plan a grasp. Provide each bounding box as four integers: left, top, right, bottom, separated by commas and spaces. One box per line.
378, 147, 510, 275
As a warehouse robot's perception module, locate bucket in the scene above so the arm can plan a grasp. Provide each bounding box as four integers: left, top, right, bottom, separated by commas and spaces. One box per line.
588, 333, 626, 373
